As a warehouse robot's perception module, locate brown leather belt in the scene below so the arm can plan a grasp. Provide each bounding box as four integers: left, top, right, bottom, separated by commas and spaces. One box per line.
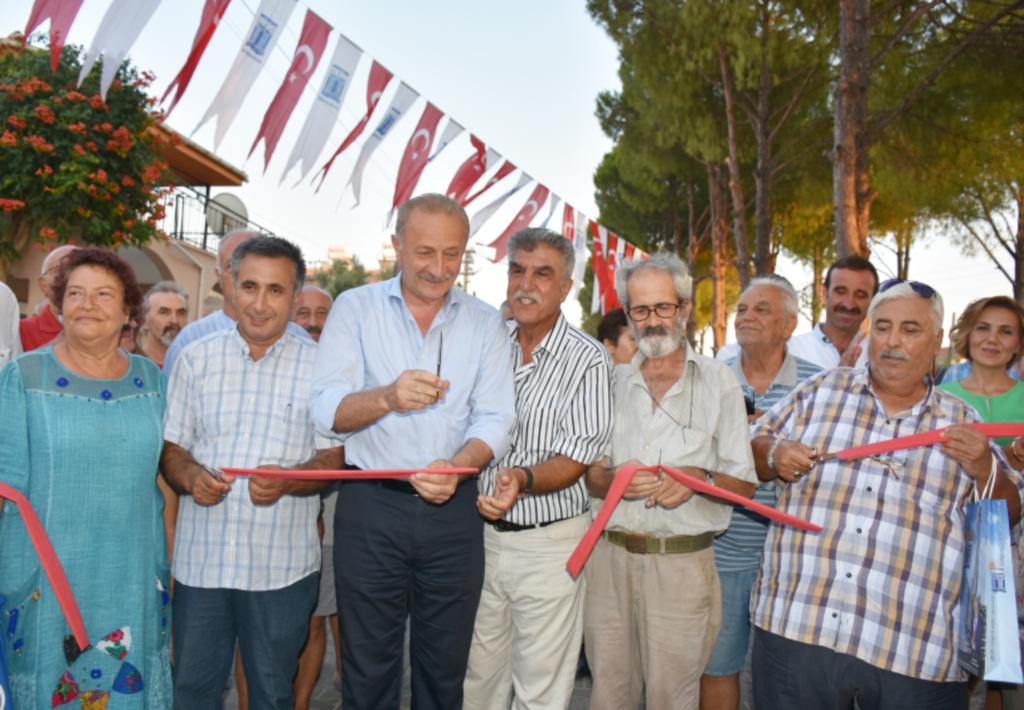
602, 530, 714, 555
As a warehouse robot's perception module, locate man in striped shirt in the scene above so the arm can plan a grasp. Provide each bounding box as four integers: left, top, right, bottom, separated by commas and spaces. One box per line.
750, 279, 1024, 708
161, 236, 341, 709
700, 275, 821, 710
464, 228, 613, 709
584, 253, 757, 710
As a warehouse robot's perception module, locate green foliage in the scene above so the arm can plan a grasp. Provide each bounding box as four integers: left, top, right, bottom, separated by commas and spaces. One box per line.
0, 40, 169, 265
314, 257, 370, 298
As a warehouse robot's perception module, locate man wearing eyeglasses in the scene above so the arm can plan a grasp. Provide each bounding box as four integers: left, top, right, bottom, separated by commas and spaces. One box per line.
464, 228, 613, 710
748, 279, 1024, 708
584, 253, 757, 710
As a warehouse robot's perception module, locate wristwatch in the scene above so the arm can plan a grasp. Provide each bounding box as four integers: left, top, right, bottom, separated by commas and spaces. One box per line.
519, 466, 535, 493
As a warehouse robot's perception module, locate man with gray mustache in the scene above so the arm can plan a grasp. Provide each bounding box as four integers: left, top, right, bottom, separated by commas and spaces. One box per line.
136, 281, 189, 369
463, 228, 613, 709
748, 279, 1024, 708
584, 253, 757, 710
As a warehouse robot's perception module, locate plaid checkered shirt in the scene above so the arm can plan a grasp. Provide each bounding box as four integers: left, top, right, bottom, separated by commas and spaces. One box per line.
751, 366, 1024, 682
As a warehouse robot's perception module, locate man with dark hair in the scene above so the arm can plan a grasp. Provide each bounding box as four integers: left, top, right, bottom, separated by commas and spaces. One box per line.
161, 235, 342, 710
136, 281, 189, 368
597, 308, 637, 365
464, 228, 613, 709
788, 255, 878, 369
311, 193, 515, 710
163, 228, 309, 375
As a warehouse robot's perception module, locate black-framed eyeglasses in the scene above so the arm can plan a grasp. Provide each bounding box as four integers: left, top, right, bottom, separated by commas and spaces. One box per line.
878, 278, 936, 299
627, 301, 684, 322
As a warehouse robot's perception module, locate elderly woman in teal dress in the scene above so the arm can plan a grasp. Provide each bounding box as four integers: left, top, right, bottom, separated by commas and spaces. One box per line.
0, 247, 171, 708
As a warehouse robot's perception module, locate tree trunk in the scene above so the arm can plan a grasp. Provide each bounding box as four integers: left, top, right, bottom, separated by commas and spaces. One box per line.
719, 45, 752, 288
895, 225, 912, 280
811, 244, 824, 325
833, 0, 872, 258
685, 183, 698, 344
753, 50, 774, 276
708, 163, 729, 352
0, 215, 32, 285
1015, 184, 1024, 305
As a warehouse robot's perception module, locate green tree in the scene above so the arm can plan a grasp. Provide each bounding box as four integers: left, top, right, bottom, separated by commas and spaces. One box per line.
314, 257, 370, 298
0, 39, 169, 281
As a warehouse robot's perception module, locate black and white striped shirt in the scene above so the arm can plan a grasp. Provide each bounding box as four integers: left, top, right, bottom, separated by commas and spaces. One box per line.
479, 314, 613, 525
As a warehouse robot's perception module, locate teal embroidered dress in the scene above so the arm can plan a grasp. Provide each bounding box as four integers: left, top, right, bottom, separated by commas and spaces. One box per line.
0, 348, 172, 708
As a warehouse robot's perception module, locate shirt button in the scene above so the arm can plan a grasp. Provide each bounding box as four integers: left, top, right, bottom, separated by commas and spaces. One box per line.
856, 528, 863, 534
846, 572, 852, 578
832, 612, 838, 618
866, 486, 873, 492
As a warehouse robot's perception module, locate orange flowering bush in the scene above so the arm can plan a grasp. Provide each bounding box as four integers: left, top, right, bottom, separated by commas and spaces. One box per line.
0, 41, 169, 265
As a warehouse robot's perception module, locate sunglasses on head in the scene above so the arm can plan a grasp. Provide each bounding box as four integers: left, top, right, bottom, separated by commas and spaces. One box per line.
878, 278, 936, 299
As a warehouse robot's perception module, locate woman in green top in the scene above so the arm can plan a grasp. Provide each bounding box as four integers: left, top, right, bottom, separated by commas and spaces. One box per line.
940, 295, 1024, 460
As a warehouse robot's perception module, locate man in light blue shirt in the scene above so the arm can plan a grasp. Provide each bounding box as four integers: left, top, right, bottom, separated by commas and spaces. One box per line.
310, 193, 515, 710
163, 228, 309, 376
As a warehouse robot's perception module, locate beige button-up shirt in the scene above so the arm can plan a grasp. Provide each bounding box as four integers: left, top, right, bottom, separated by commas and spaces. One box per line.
596, 346, 757, 537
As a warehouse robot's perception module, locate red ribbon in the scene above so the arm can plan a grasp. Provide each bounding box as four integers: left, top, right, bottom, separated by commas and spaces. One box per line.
834, 422, 1024, 460
219, 467, 477, 480
566, 463, 822, 579
0, 482, 89, 651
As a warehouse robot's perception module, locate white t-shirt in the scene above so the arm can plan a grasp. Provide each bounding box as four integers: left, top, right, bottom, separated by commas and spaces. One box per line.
714, 323, 868, 370
0, 281, 22, 369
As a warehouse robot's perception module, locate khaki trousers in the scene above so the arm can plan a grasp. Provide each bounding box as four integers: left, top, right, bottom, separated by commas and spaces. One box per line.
463, 514, 589, 710
583, 536, 721, 710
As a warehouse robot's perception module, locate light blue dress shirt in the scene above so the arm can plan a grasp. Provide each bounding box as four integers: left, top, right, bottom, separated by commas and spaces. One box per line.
310, 276, 515, 469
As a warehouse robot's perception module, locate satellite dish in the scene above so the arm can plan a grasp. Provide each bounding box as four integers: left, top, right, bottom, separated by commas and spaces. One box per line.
205, 193, 249, 235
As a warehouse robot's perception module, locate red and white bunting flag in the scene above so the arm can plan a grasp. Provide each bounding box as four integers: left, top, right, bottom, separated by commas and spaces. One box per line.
346, 83, 419, 206
604, 233, 623, 311
488, 183, 550, 262
314, 60, 393, 190
23, 0, 84, 72
561, 203, 575, 241
194, 0, 297, 149
78, 0, 161, 100
447, 136, 499, 205
160, 0, 232, 116
279, 34, 361, 186
540, 194, 559, 229
463, 160, 515, 207
428, 119, 464, 162
624, 242, 635, 259
248, 10, 331, 172
590, 221, 609, 315
391, 102, 444, 212
469, 173, 531, 238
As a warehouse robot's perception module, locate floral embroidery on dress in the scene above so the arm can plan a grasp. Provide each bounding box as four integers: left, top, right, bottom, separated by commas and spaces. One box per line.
51, 626, 143, 708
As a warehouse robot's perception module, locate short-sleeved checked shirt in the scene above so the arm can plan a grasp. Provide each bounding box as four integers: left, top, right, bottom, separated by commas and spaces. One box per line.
751, 366, 1024, 681
164, 327, 334, 591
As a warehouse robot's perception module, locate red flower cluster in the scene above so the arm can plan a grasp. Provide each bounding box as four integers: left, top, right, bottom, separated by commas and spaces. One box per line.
34, 104, 55, 124
0, 198, 26, 212
26, 134, 54, 152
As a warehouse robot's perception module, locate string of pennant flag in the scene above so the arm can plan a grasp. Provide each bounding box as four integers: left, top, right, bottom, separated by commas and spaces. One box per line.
21, 0, 645, 314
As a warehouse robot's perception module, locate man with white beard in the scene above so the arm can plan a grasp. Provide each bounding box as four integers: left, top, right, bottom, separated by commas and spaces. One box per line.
584, 253, 757, 710
463, 228, 612, 710
136, 281, 189, 369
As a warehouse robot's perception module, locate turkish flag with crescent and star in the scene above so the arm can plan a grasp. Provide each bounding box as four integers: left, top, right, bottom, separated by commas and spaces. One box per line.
248, 9, 331, 172
463, 159, 516, 207
447, 135, 498, 205
314, 60, 393, 190
488, 183, 550, 262
391, 102, 444, 211
23, 0, 85, 72
161, 0, 232, 116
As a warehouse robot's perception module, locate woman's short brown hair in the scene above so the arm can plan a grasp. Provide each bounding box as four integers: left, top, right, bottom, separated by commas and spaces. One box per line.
949, 295, 1024, 363
51, 246, 143, 325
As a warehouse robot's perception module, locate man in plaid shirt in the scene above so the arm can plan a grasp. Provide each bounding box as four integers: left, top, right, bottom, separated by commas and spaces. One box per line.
749, 279, 1024, 709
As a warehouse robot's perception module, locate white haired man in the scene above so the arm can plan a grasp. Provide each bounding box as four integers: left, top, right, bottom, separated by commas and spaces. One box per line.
749, 279, 1024, 708
584, 252, 757, 710
136, 281, 189, 369
700, 275, 821, 710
